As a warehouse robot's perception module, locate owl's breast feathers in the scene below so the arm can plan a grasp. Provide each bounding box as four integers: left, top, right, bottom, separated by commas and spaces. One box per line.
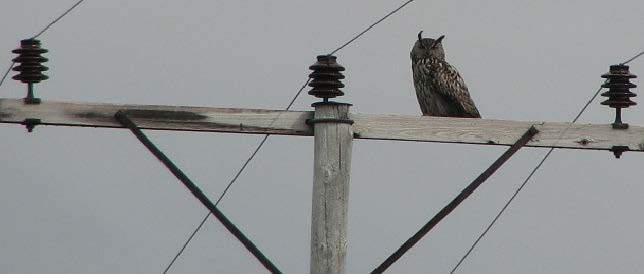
412, 58, 481, 118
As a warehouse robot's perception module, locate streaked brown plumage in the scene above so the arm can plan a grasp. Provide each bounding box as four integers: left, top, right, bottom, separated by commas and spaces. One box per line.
411, 32, 480, 118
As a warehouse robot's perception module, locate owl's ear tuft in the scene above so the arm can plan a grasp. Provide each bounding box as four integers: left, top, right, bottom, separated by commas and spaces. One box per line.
429, 35, 445, 49
417, 31, 424, 49
435, 35, 445, 44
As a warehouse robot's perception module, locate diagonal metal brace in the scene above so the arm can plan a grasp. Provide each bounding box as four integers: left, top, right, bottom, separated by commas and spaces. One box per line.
114, 110, 282, 274
371, 126, 539, 274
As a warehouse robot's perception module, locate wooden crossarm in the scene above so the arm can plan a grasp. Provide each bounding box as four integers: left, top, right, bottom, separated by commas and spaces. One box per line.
1, 98, 643, 152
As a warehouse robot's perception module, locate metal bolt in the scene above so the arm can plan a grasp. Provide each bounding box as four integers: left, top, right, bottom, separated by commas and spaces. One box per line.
21, 118, 41, 133
609, 145, 629, 159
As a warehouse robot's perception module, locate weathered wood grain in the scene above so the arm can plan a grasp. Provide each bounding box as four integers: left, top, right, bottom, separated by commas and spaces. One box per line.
310, 103, 353, 274
1, 98, 643, 152
351, 114, 644, 152
0, 99, 312, 135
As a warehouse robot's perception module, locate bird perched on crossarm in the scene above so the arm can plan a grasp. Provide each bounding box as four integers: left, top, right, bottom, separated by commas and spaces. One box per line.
411, 32, 481, 118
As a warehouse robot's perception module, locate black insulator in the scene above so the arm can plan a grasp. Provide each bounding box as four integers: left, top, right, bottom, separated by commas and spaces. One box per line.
11, 39, 48, 104
600, 64, 637, 129
308, 55, 345, 100
12, 39, 49, 84
601, 65, 636, 108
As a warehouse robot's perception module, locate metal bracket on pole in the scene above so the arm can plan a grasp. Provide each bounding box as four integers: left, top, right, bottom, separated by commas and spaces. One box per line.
371, 126, 539, 274
21, 118, 41, 132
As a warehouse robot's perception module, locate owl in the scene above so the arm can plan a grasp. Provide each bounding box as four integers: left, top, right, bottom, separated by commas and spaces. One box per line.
411, 32, 480, 118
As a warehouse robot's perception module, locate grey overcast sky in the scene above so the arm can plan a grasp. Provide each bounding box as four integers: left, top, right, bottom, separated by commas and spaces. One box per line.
1, 0, 643, 273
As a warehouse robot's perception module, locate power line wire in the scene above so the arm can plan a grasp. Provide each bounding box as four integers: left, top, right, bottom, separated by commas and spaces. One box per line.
450, 49, 644, 273
621, 51, 644, 65
213, 78, 311, 207
31, 0, 86, 39
162, 78, 310, 274
116, 111, 282, 274
329, 0, 414, 56
208, 0, 415, 217
162, 211, 209, 274
163, 1, 417, 271
0, 0, 87, 90
0, 62, 14, 88
371, 126, 538, 274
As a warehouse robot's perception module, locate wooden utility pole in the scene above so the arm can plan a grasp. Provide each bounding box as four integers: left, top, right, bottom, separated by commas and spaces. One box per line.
3, 31, 642, 273
307, 55, 353, 274
1, 54, 641, 273
310, 101, 353, 274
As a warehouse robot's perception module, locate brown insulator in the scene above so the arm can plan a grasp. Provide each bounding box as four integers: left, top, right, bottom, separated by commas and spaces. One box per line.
601, 64, 637, 129
308, 55, 345, 100
12, 39, 49, 104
